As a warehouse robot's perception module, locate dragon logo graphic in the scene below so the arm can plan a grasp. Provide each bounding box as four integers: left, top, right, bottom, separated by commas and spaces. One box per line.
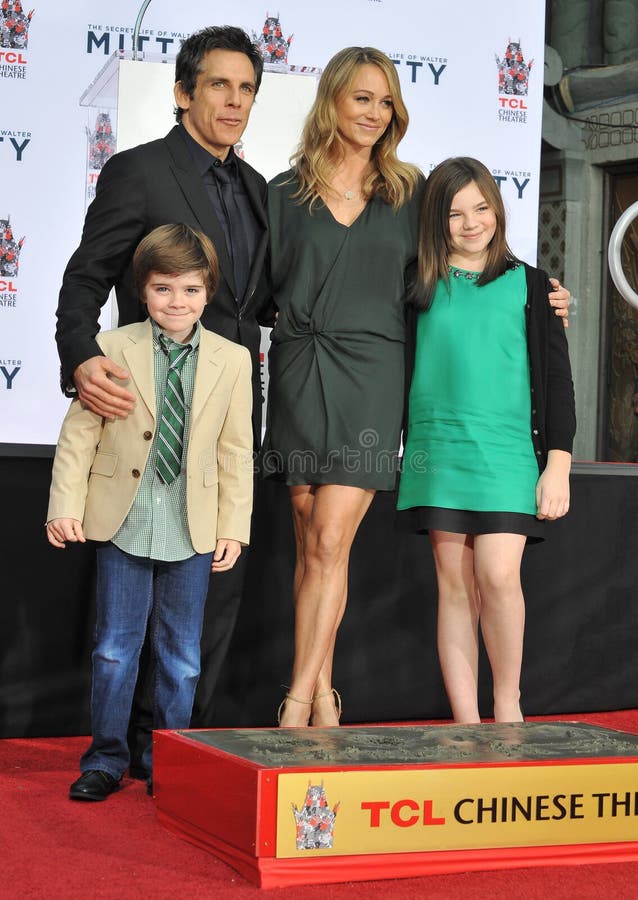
87, 112, 116, 171
0, 216, 24, 277
496, 39, 533, 96
253, 12, 293, 66
0, 1, 34, 49
292, 782, 340, 850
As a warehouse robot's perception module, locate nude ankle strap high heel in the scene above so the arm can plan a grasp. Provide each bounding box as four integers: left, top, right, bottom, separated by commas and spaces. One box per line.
311, 687, 342, 721
277, 691, 314, 726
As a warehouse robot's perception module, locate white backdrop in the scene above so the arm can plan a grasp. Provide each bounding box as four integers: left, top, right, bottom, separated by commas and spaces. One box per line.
0, 0, 546, 449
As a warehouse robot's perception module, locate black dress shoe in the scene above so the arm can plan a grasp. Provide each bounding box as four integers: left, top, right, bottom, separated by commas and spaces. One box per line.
69, 770, 121, 801
128, 765, 150, 781
146, 776, 153, 797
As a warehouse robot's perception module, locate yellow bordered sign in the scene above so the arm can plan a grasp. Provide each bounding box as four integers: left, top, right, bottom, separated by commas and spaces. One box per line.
276, 763, 638, 857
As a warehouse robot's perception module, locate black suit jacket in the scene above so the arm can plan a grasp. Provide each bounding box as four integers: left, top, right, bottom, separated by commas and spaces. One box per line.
56, 125, 269, 444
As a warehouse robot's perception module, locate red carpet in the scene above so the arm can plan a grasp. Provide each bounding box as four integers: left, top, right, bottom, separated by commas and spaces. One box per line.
3, 711, 638, 899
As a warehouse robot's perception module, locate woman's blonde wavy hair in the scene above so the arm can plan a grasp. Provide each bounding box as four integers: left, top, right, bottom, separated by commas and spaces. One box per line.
291, 46, 419, 211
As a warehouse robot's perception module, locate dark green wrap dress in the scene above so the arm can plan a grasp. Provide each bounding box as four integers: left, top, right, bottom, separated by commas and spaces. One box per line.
261, 170, 422, 490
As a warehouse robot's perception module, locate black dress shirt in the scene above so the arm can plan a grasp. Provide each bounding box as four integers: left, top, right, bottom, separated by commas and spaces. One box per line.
178, 125, 257, 301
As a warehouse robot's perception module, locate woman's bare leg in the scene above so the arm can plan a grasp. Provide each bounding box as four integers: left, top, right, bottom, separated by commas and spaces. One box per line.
289, 485, 316, 603
430, 530, 481, 724
289, 487, 343, 725
279, 484, 374, 726
473, 533, 527, 723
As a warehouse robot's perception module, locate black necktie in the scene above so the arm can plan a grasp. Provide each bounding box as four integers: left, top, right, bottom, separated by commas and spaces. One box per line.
213, 163, 250, 301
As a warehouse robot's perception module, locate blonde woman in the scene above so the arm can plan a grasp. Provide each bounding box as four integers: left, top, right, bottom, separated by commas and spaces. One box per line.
262, 47, 423, 726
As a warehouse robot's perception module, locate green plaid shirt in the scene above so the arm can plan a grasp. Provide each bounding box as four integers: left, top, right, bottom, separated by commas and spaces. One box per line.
111, 319, 201, 561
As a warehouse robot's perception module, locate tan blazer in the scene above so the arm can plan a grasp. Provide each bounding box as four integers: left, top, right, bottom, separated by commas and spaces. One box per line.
47, 320, 253, 553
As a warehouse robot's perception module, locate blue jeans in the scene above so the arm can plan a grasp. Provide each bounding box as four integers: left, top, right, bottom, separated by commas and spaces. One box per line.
80, 543, 212, 779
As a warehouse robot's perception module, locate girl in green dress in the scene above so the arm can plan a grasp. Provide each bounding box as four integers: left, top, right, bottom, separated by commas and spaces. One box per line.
398, 157, 576, 724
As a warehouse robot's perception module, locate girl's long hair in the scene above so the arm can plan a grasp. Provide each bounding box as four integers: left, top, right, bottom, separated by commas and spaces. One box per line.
411, 157, 518, 310
291, 46, 419, 211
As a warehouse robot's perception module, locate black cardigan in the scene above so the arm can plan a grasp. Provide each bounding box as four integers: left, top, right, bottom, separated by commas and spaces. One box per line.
403, 262, 576, 473
523, 262, 576, 470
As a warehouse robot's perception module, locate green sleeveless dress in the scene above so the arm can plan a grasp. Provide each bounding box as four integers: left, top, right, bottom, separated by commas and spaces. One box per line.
398, 264, 540, 528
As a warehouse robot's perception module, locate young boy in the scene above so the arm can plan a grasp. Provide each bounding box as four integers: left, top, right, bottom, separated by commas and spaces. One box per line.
47, 224, 253, 801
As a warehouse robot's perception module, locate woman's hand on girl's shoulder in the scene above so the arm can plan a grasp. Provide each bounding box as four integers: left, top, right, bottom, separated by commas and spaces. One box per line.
548, 278, 570, 328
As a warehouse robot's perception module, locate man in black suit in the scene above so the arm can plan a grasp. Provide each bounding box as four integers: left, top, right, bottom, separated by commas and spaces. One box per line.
56, 26, 270, 776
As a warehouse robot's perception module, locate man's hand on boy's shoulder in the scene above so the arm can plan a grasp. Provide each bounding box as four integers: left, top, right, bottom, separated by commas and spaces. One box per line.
211, 538, 242, 573
74, 356, 135, 420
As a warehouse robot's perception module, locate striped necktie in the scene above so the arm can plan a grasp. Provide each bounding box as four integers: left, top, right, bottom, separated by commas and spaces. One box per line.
156, 338, 191, 485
